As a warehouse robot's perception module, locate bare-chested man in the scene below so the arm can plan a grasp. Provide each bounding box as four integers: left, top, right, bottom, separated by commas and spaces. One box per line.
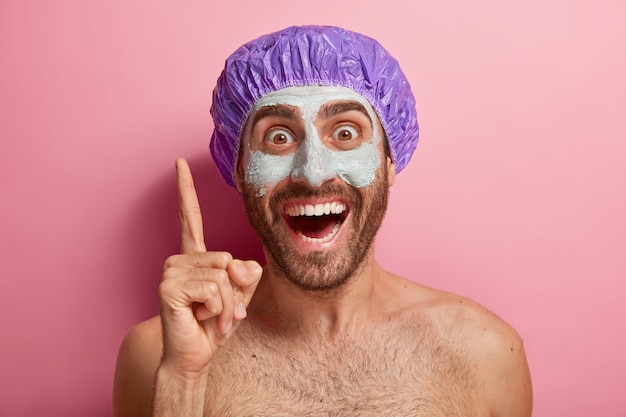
113, 25, 532, 417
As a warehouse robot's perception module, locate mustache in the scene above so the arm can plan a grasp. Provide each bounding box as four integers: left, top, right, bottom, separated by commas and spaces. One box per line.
270, 182, 361, 206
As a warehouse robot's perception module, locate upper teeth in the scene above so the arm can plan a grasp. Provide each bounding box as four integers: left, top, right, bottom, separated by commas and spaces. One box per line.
285, 202, 347, 217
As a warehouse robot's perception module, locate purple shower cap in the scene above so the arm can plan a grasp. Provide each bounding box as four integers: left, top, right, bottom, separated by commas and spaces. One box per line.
209, 25, 419, 188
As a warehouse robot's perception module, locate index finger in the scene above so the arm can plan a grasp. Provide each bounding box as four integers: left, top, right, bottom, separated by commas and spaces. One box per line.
176, 157, 207, 254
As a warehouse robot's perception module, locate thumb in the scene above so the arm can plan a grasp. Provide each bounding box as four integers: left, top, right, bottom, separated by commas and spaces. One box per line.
227, 260, 263, 305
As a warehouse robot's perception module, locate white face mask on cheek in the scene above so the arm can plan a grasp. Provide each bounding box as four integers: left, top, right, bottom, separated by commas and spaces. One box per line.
243, 86, 382, 196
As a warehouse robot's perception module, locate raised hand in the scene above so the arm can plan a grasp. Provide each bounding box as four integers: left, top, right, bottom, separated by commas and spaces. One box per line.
157, 158, 262, 380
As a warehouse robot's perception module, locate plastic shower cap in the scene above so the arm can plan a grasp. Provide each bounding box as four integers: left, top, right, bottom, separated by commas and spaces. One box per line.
210, 25, 419, 188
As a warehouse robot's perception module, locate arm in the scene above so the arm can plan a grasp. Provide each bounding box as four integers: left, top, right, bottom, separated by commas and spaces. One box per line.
489, 332, 532, 417
480, 323, 533, 417
113, 318, 162, 417
151, 363, 209, 417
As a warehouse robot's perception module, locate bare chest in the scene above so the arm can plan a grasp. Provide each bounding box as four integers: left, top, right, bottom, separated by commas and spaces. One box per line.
204, 323, 482, 417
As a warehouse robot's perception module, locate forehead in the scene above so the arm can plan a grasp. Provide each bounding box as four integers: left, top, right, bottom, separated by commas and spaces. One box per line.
251, 85, 375, 116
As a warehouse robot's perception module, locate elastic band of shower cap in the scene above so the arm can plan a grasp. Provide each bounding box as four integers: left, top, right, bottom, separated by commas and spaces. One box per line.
209, 25, 419, 188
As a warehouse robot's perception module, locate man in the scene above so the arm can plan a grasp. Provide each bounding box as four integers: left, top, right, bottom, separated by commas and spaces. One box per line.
113, 25, 532, 416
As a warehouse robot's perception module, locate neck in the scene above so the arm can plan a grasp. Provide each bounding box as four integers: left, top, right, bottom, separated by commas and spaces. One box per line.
250, 246, 385, 337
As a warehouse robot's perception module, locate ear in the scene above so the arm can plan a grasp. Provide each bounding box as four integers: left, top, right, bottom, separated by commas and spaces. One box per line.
386, 156, 396, 186
234, 139, 249, 193
235, 159, 245, 193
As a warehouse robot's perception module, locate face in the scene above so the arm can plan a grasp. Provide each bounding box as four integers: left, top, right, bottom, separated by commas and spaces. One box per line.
238, 86, 395, 292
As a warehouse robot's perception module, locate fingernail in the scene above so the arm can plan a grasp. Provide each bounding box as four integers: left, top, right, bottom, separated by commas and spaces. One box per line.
224, 320, 233, 334
235, 302, 247, 319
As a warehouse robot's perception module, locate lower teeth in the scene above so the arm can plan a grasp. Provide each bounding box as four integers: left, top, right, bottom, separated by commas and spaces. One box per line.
297, 223, 340, 244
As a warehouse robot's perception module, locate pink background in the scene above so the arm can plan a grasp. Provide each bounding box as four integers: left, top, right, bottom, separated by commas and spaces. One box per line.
1, 1, 624, 416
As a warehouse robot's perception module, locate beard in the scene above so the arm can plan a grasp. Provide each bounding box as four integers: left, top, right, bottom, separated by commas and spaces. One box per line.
242, 166, 390, 293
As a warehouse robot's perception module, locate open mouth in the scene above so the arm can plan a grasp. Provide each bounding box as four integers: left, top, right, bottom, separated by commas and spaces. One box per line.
284, 201, 348, 244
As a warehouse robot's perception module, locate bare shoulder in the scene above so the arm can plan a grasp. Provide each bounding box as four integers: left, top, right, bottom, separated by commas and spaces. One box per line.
113, 316, 163, 417
391, 275, 533, 416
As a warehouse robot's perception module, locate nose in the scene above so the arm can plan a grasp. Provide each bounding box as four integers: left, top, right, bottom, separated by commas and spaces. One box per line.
290, 131, 337, 187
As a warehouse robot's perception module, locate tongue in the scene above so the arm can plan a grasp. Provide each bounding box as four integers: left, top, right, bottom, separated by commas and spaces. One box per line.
293, 215, 339, 238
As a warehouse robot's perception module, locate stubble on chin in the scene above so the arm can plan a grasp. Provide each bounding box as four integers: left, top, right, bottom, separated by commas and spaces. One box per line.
242, 170, 389, 293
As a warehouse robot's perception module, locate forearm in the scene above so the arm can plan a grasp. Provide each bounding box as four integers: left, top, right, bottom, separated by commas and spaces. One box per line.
151, 365, 208, 417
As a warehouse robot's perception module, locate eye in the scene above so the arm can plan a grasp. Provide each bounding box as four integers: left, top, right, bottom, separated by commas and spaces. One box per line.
333, 126, 358, 142
265, 129, 295, 145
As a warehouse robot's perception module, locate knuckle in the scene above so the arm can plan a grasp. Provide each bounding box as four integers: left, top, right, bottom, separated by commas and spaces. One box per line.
199, 283, 223, 316
161, 267, 178, 282
205, 302, 222, 316
212, 251, 233, 267
204, 281, 219, 297
158, 278, 177, 297
211, 269, 230, 286
162, 254, 182, 270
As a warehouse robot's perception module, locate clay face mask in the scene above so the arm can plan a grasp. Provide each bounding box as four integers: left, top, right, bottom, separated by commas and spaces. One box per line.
243, 86, 382, 196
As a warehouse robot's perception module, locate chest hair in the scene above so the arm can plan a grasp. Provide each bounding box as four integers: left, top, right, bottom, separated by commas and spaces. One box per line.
205, 318, 479, 417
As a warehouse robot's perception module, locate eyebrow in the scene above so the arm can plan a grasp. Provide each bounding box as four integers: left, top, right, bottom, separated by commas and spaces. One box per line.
321, 101, 372, 127
250, 104, 300, 131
